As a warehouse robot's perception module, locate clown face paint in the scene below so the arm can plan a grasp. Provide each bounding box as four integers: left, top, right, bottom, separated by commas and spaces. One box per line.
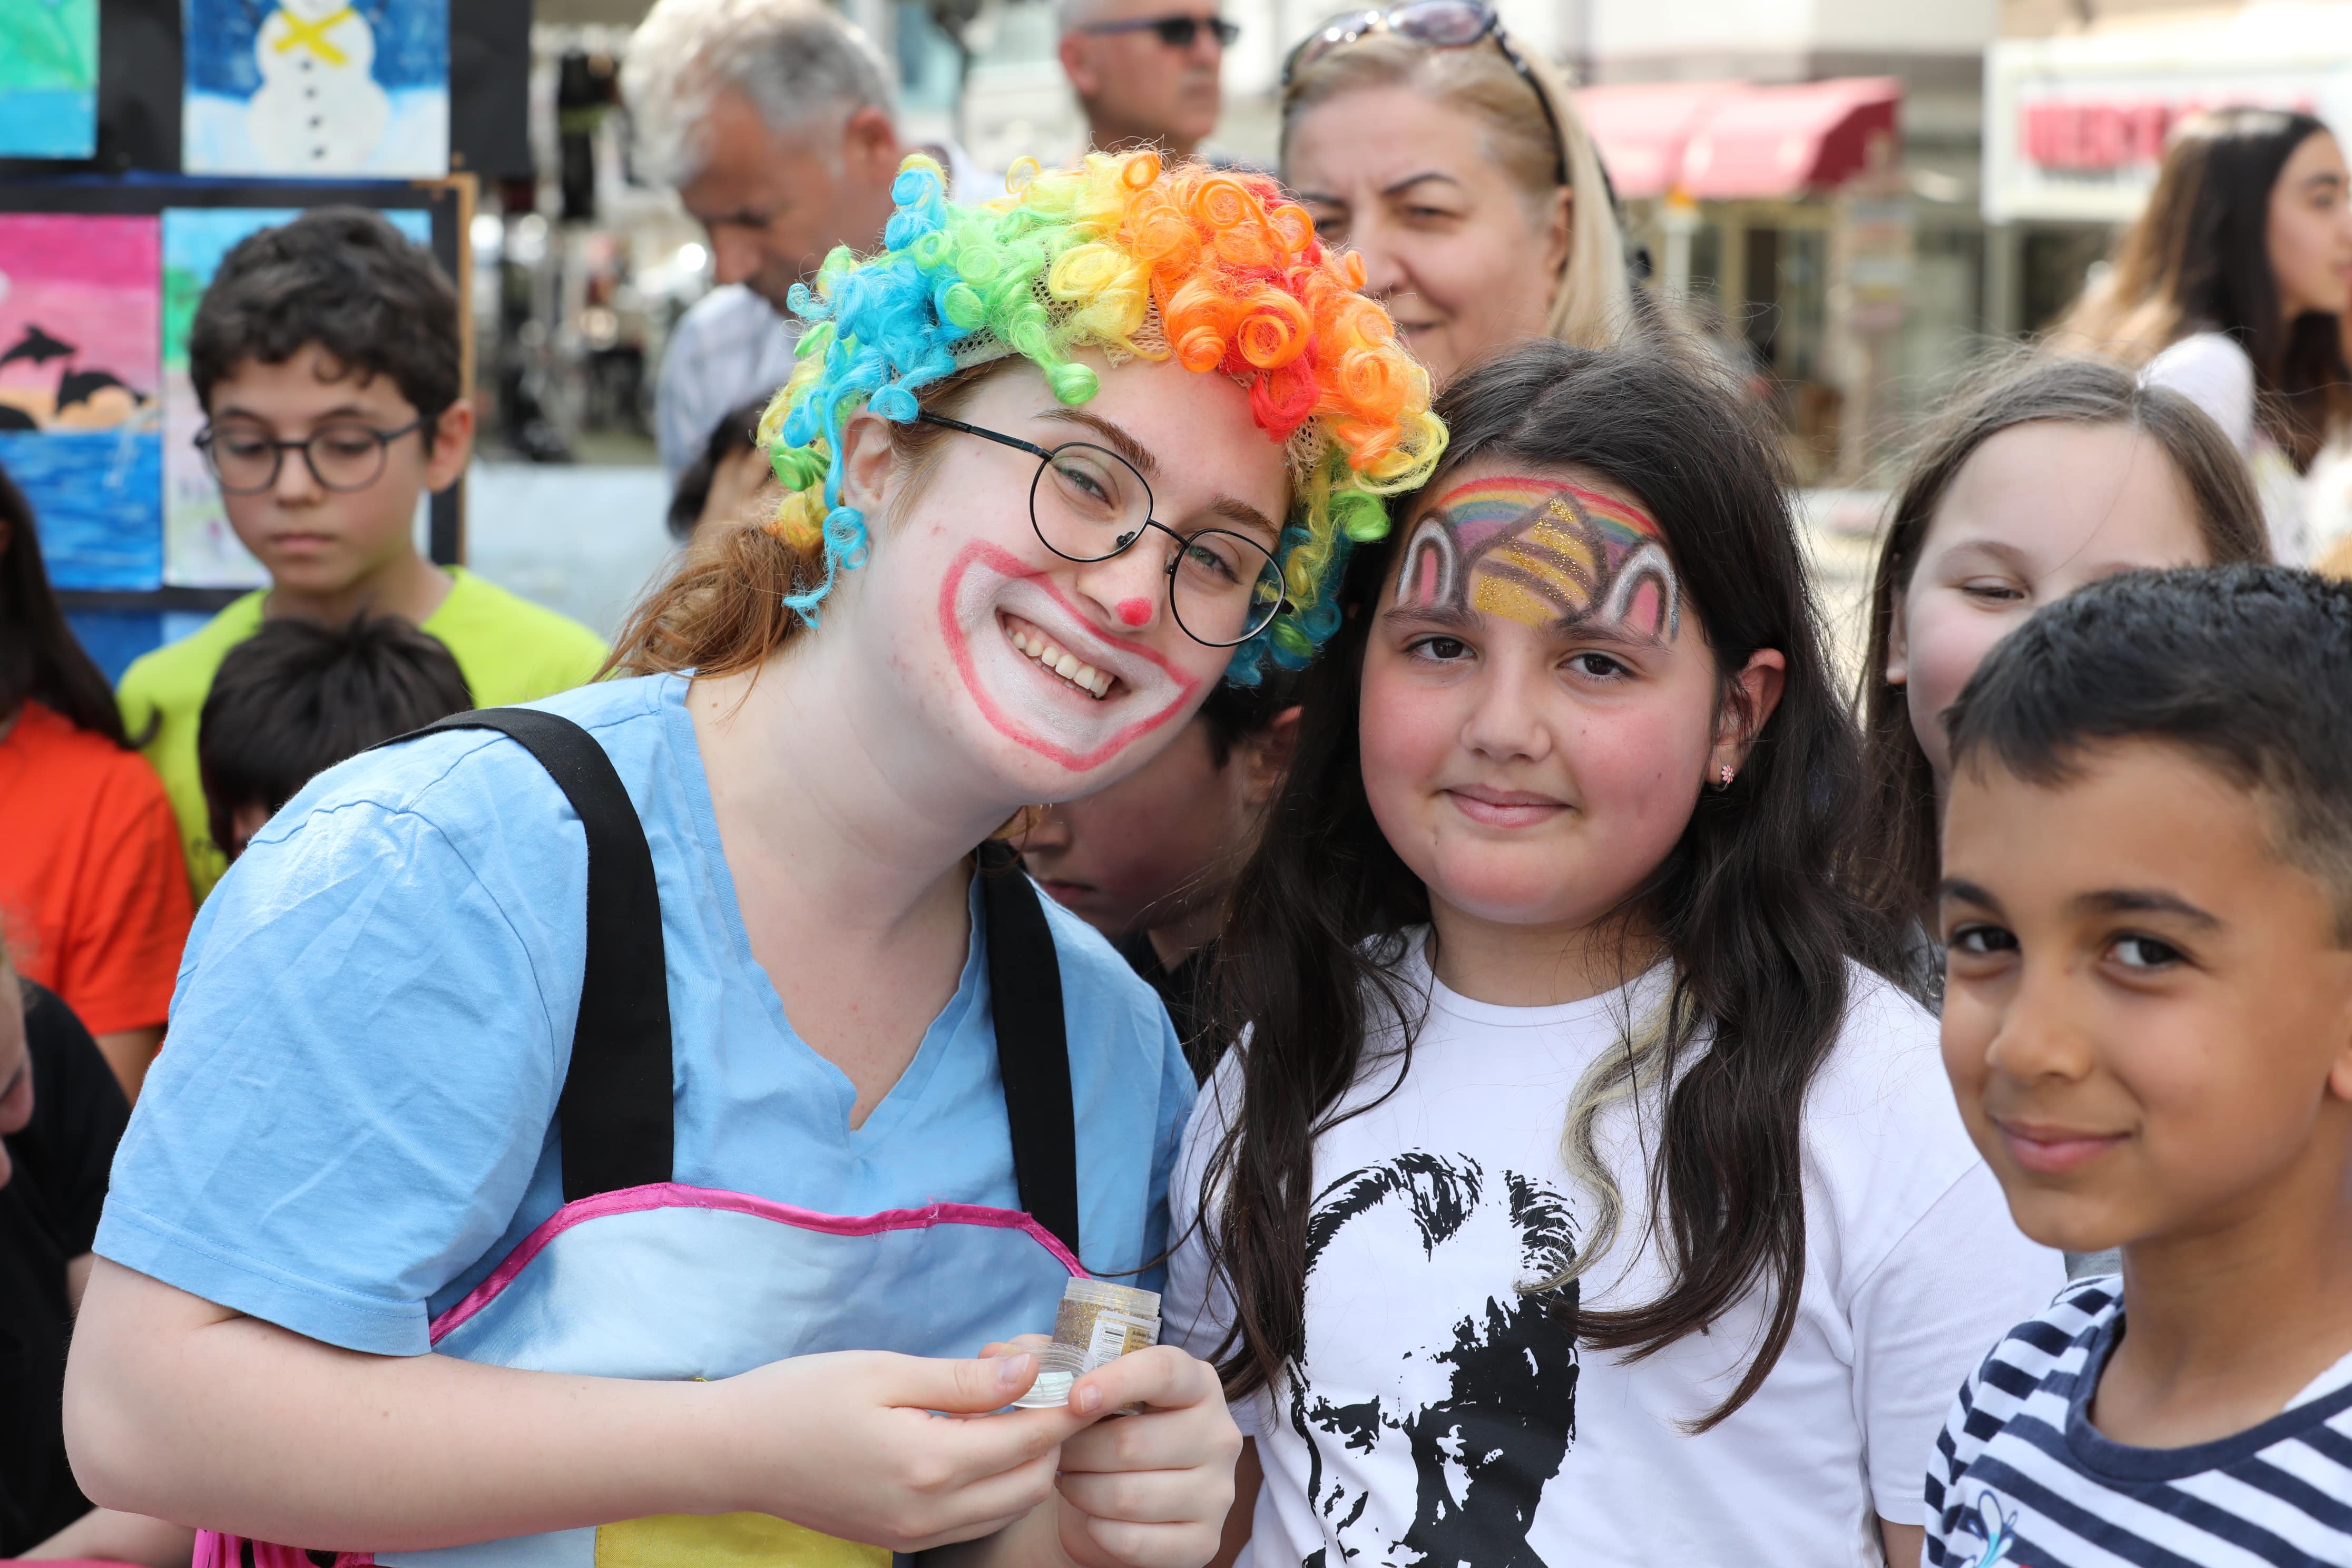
1396, 476, 1681, 641
937, 541, 1207, 775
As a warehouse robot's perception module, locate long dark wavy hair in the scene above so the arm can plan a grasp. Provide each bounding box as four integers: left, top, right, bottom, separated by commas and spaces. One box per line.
1197, 338, 1907, 1430
2054, 107, 2351, 470
0, 460, 129, 745
1854, 354, 2268, 939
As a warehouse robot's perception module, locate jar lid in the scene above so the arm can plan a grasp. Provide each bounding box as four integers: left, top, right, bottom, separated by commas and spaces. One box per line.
1061, 1278, 1161, 1317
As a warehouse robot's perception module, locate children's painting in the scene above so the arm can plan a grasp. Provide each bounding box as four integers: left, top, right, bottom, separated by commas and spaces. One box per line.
0, 215, 163, 590
161, 207, 432, 587
0, 0, 98, 159
182, 0, 449, 177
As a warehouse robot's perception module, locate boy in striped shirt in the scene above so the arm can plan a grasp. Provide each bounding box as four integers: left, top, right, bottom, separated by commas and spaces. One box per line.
1926, 565, 2352, 1568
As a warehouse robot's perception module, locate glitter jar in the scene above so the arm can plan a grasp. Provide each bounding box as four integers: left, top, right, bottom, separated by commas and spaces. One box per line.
1009, 1279, 1162, 1409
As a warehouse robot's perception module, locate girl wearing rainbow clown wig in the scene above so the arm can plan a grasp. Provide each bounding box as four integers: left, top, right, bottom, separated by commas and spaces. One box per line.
66, 152, 1438, 1568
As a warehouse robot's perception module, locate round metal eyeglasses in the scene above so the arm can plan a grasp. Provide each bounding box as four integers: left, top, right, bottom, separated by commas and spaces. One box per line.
918, 411, 1289, 649
194, 417, 426, 495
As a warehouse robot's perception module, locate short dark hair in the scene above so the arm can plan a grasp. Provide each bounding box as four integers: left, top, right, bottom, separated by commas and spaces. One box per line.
189, 208, 460, 440
1196, 665, 1297, 767
668, 396, 775, 541
199, 615, 473, 859
1947, 564, 2352, 937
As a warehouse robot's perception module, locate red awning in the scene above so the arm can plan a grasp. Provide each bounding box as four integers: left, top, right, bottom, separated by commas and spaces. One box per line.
1574, 76, 1902, 201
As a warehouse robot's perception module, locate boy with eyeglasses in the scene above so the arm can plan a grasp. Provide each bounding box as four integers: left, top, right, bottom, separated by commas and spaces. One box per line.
117, 208, 605, 901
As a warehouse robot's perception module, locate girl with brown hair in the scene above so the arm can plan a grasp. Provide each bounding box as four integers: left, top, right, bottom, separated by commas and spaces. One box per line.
1855, 354, 2268, 949
1167, 338, 2057, 1568
2052, 107, 2352, 560
1278, 1, 1633, 386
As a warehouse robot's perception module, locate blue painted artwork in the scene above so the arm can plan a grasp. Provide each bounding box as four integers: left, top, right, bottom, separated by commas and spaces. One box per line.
1, 429, 166, 589
183, 0, 449, 177
65, 610, 166, 684
0, 214, 164, 591
0, 0, 99, 159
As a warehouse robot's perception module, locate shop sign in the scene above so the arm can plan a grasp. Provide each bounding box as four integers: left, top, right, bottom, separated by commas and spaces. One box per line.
1986, 29, 2352, 223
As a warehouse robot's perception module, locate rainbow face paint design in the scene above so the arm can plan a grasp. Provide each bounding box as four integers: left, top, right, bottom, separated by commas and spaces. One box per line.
939, 541, 1203, 775
1397, 476, 1681, 639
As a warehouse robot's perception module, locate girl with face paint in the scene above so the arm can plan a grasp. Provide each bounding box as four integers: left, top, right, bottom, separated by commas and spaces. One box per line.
63, 153, 1440, 1568
1162, 339, 2063, 1568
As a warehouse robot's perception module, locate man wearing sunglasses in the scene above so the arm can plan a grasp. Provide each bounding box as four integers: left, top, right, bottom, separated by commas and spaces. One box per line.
1058, 0, 1235, 161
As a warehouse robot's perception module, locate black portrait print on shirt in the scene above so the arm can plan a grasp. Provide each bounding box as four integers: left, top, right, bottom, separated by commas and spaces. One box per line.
1286, 1150, 1580, 1568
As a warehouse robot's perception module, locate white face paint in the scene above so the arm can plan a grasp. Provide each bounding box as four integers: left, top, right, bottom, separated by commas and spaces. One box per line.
844, 354, 1293, 804
940, 538, 1202, 772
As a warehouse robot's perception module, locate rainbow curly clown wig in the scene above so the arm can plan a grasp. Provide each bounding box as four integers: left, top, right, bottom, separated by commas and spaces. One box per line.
759, 149, 1446, 677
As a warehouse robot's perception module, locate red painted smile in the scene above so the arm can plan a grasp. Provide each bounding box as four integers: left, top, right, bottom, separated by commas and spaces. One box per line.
938, 542, 1203, 773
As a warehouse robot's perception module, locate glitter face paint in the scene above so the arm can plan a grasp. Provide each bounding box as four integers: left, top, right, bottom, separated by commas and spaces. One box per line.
1398, 476, 1682, 639
939, 541, 1203, 774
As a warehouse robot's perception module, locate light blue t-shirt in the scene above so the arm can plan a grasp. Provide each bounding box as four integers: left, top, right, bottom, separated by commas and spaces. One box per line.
97, 673, 1195, 1356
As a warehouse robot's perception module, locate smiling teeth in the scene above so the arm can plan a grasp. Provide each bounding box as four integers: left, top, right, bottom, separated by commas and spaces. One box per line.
1006, 620, 1114, 700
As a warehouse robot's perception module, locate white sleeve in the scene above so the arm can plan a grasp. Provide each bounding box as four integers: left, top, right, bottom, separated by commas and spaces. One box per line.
1161, 1057, 1261, 1437
2144, 333, 2258, 452
656, 306, 715, 484
1850, 1161, 2065, 1524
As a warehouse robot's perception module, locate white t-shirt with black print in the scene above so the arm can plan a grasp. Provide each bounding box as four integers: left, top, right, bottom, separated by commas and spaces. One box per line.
1164, 942, 2065, 1568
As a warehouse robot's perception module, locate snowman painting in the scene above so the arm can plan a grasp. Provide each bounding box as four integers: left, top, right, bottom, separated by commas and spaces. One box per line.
247, 0, 391, 171
181, 0, 449, 178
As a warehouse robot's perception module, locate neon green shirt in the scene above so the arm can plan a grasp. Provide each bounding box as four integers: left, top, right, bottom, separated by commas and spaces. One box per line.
119, 568, 610, 903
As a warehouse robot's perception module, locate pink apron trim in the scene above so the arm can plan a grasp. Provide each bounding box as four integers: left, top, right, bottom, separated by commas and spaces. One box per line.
427, 1182, 1087, 1345
193, 1533, 371, 1568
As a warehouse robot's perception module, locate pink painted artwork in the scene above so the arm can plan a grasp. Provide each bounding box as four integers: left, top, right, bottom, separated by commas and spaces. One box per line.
0, 213, 160, 430
0, 214, 163, 589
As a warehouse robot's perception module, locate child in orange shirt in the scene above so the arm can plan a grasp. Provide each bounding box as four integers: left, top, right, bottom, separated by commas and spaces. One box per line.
0, 464, 191, 1101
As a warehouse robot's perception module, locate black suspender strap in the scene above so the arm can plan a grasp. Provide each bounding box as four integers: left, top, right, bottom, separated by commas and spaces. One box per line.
977, 841, 1082, 1261
411, 710, 675, 1201
381, 712, 1077, 1248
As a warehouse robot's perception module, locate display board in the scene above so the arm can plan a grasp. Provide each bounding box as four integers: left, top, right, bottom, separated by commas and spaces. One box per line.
0, 176, 469, 673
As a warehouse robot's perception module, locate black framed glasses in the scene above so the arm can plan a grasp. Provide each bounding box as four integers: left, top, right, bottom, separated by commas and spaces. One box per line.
194, 417, 426, 495
1079, 12, 1239, 46
1282, 1, 1569, 187
919, 411, 1288, 649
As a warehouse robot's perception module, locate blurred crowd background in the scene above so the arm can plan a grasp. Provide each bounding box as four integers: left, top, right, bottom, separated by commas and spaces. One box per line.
462, 0, 2352, 663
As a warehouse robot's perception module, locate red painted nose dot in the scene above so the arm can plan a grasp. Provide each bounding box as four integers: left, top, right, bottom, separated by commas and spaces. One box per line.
1115, 596, 1153, 628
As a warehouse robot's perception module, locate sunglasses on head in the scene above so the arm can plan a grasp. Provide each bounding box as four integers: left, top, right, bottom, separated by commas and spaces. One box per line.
1080, 12, 1240, 46
1282, 0, 1569, 187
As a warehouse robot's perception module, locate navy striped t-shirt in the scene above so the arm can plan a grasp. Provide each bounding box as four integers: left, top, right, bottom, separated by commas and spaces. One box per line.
1926, 1278, 2352, 1566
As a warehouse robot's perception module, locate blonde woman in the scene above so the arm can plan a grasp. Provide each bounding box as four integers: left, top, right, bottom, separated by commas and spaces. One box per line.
1279, 0, 1632, 385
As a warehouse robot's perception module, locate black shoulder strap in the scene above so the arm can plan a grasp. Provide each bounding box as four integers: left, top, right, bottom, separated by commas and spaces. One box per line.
410, 709, 674, 1201
977, 841, 1081, 1260
381, 713, 1074, 1244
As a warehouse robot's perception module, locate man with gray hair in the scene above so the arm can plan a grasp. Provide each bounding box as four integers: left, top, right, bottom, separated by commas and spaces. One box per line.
625, 0, 987, 479
1056, 0, 1233, 161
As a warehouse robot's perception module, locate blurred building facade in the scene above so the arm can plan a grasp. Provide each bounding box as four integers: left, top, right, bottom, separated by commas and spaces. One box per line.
514, 0, 2352, 483
1985, 1, 2352, 335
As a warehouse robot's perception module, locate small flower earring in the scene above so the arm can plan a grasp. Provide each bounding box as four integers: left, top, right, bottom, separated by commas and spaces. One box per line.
1715, 763, 1735, 791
